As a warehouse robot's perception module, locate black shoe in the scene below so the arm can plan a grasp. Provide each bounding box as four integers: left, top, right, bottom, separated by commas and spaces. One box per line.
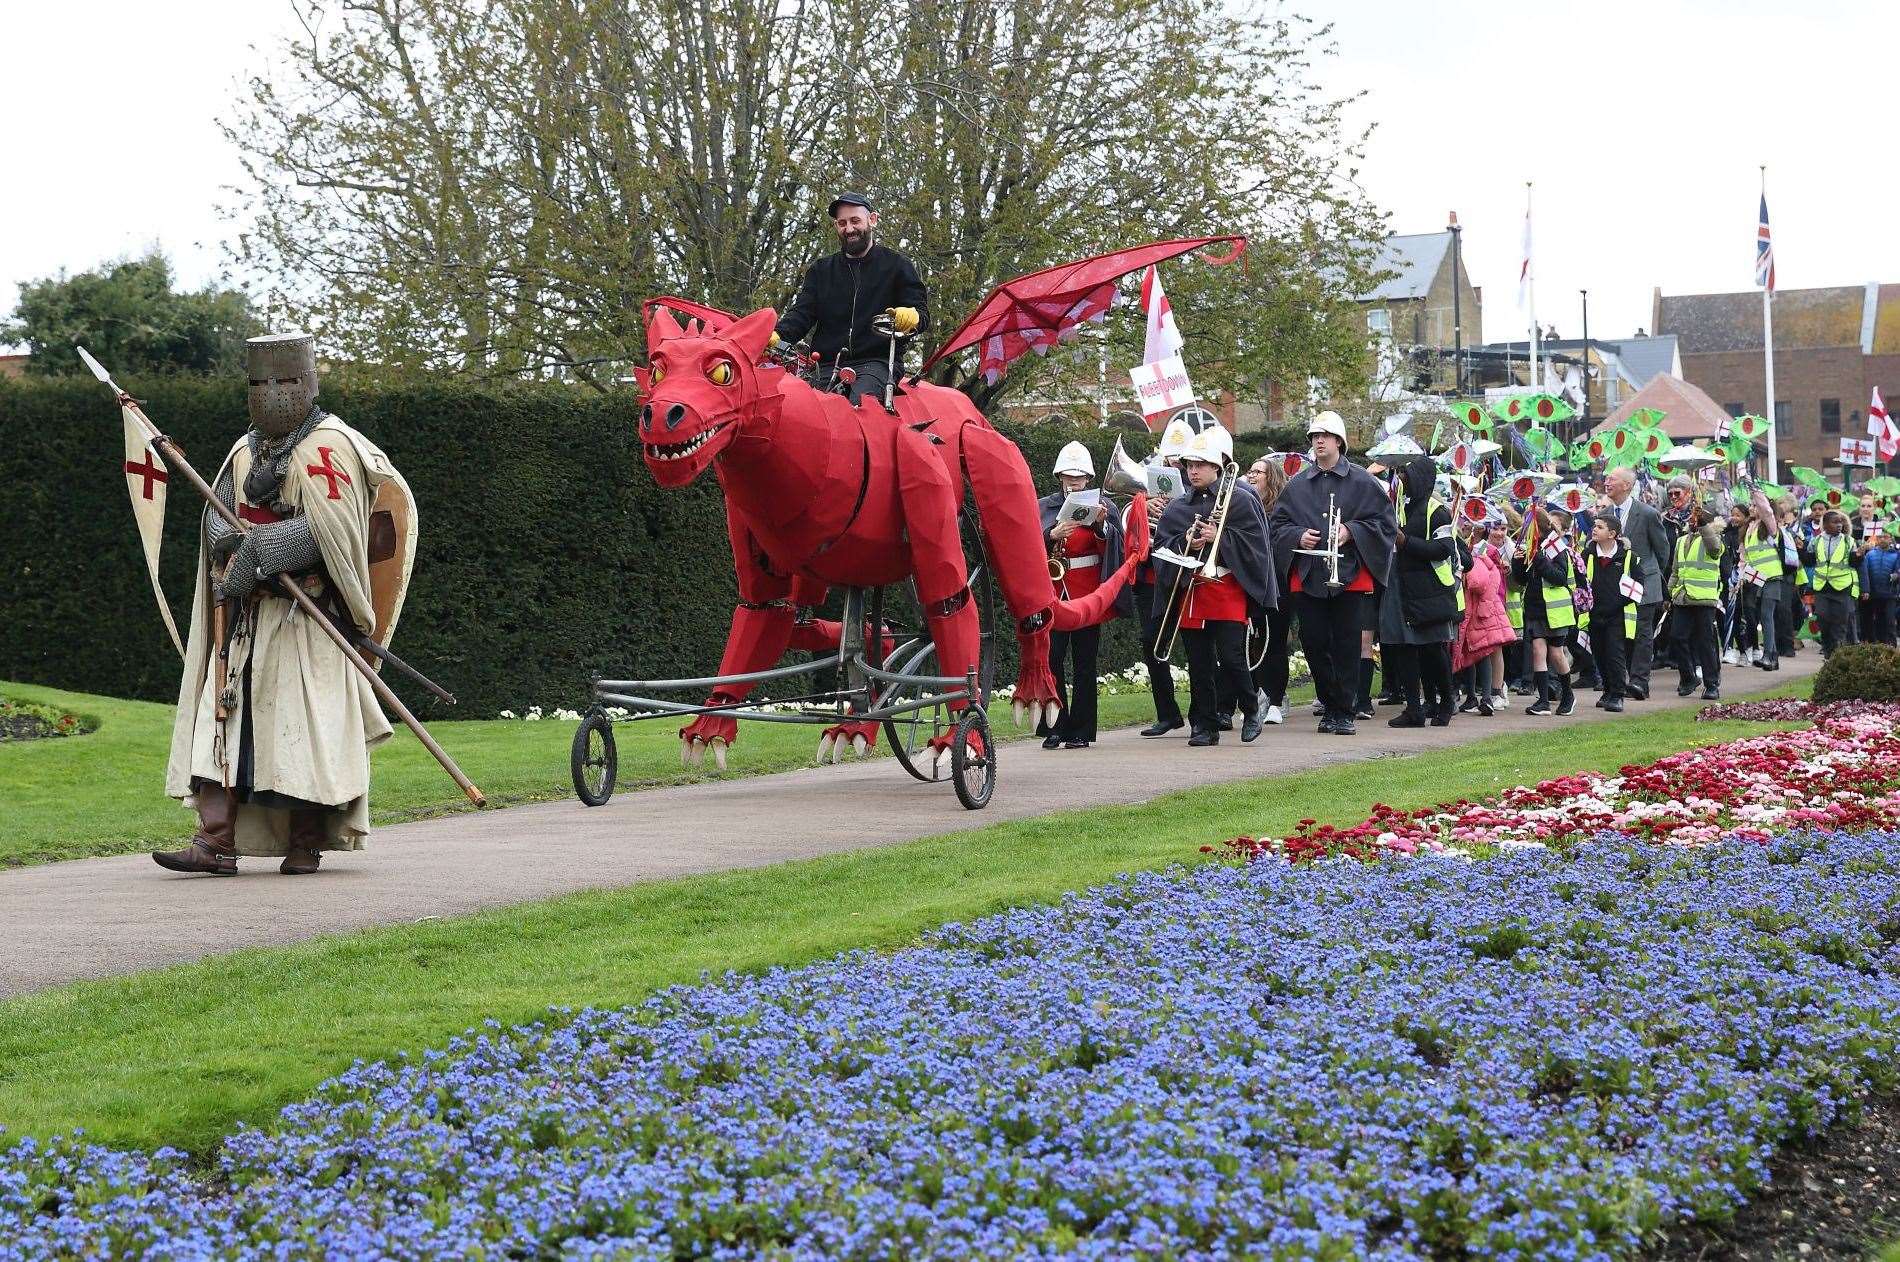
1377, 693, 1405, 707
1388, 708, 1426, 728
1764, 660, 1779, 671
1458, 695, 1480, 714
1041, 734, 1063, 749
1676, 682, 1698, 697
1702, 687, 1720, 701
1355, 706, 1375, 721
1215, 714, 1235, 732
1510, 682, 1536, 696
1317, 716, 1339, 735
1556, 692, 1577, 717
1186, 728, 1219, 747
1429, 707, 1452, 727
1139, 718, 1184, 737
1063, 739, 1092, 749
1626, 688, 1648, 702
1525, 699, 1553, 716
1331, 716, 1357, 735
1477, 699, 1494, 717
1603, 696, 1624, 712
1241, 711, 1263, 743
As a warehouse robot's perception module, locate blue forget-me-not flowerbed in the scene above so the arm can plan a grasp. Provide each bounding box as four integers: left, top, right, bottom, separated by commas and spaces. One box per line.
3, 832, 1898, 1259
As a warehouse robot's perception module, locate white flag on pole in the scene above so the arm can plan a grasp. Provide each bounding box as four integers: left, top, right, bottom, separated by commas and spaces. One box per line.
122, 409, 186, 657
1517, 203, 1533, 313
1140, 264, 1184, 366
1870, 386, 1890, 438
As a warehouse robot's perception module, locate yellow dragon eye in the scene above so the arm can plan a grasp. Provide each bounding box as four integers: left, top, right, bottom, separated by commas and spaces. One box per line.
648, 363, 665, 386
707, 359, 735, 386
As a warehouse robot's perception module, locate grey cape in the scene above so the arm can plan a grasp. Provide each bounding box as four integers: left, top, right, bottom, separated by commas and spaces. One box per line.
1151, 482, 1279, 618
1267, 460, 1398, 595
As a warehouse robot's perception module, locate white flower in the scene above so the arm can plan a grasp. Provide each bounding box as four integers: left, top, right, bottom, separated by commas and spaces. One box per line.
498, 709, 516, 719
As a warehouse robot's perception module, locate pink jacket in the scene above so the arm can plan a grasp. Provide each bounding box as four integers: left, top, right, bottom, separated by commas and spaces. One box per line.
1455, 548, 1517, 670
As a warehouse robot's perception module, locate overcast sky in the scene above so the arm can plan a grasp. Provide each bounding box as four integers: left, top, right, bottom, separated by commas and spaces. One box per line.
3, 0, 1896, 353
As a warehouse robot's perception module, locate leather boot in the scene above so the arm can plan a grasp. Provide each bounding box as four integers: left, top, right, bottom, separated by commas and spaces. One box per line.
153, 785, 239, 875
281, 810, 326, 875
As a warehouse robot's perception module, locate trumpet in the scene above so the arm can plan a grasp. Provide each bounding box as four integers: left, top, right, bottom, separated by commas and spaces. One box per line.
1292, 492, 1345, 589
1152, 459, 1242, 660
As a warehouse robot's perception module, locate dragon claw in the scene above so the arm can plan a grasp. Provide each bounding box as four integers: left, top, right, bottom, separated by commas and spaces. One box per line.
1011, 699, 1028, 727
817, 732, 836, 763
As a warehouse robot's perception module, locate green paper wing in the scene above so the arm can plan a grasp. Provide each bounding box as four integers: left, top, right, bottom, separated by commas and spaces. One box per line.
1863, 476, 1900, 496
1628, 407, 1667, 431
1792, 466, 1831, 490
1450, 400, 1493, 435
1525, 393, 1576, 426
1521, 428, 1559, 460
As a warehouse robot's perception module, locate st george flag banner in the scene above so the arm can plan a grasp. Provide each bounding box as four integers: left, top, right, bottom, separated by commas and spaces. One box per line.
1839, 435, 1876, 467
1140, 264, 1185, 366
1872, 386, 1900, 461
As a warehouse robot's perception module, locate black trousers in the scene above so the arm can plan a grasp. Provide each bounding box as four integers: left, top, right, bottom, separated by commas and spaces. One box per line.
1588, 611, 1631, 700
1870, 597, 1897, 646
1248, 606, 1294, 704
1384, 642, 1452, 714
1671, 604, 1720, 690
1628, 602, 1661, 696
1296, 591, 1369, 721
1775, 579, 1798, 654
1184, 620, 1255, 734
1044, 625, 1100, 742
815, 358, 892, 405
1134, 583, 1184, 725
1814, 590, 1855, 656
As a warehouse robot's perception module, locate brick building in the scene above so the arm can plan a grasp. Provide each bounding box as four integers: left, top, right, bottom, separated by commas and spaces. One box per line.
1653, 283, 1900, 481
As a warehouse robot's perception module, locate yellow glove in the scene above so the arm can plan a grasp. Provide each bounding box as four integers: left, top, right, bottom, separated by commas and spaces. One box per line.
888, 306, 920, 335
768, 331, 781, 349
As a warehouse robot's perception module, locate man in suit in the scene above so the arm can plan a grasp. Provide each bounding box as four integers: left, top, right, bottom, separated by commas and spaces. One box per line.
1601, 467, 1670, 700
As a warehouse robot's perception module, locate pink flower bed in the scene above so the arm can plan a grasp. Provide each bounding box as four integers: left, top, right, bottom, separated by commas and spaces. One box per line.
1216, 703, 1900, 863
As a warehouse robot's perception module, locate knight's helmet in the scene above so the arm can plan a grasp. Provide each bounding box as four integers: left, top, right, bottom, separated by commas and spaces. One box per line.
246, 331, 319, 438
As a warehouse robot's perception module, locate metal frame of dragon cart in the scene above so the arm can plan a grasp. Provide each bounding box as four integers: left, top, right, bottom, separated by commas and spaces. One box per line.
570, 237, 1245, 811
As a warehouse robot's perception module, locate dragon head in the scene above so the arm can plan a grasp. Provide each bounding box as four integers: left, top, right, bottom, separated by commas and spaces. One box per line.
637, 306, 778, 488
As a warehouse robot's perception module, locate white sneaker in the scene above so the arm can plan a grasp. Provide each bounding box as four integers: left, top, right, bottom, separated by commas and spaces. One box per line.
1492, 691, 1510, 710
1721, 648, 1741, 666
1746, 647, 1761, 664
1264, 704, 1284, 725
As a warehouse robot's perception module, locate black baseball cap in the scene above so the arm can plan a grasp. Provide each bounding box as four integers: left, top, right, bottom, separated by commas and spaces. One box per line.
827, 191, 875, 217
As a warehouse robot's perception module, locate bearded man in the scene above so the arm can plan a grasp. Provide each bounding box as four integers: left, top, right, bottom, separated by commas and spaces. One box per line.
156, 331, 414, 876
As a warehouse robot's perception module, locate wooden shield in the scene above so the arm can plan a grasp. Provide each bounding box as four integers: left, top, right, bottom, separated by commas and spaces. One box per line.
365, 471, 418, 650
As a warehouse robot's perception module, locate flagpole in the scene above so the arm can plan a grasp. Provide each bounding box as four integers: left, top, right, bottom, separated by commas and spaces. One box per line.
1761, 165, 1779, 481
1526, 182, 1539, 391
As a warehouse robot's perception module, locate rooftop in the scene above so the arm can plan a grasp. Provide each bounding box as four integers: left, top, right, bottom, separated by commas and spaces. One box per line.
1656, 284, 1900, 354
1357, 232, 1453, 303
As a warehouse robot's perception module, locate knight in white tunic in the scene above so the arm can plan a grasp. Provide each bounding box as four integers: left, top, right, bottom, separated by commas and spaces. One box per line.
156, 332, 415, 876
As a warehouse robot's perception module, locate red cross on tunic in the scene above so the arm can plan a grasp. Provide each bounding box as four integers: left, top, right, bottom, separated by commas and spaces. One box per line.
305, 446, 353, 500
124, 452, 169, 500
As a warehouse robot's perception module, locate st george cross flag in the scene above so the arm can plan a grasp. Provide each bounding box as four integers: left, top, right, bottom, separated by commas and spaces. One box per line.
1754, 194, 1776, 294
1140, 264, 1185, 366
1868, 386, 1887, 436
121, 409, 185, 656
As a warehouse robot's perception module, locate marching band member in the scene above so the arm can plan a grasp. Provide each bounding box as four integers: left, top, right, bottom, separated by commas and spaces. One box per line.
1268, 413, 1397, 737
1155, 426, 1275, 746
1381, 459, 1465, 727
1038, 441, 1130, 749
1510, 506, 1579, 717
1133, 416, 1194, 737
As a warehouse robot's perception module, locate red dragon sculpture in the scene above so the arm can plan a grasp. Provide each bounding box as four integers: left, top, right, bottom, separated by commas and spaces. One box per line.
635, 305, 1147, 768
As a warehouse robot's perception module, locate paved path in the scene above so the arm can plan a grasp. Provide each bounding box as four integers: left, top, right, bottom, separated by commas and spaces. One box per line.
0, 659, 1814, 998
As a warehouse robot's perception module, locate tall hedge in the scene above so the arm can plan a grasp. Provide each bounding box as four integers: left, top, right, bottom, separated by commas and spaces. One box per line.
0, 376, 1298, 717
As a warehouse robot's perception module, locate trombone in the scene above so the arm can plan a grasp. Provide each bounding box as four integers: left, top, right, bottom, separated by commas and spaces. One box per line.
1152, 459, 1242, 660
1292, 492, 1345, 589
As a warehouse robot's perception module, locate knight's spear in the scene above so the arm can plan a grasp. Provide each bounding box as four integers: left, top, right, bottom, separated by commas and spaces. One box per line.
76, 345, 487, 807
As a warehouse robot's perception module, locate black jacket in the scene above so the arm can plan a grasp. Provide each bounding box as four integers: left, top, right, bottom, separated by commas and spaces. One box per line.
1392, 495, 1461, 626
775, 244, 929, 365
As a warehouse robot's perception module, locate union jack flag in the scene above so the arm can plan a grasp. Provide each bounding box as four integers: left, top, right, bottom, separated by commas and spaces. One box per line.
1754, 194, 1776, 293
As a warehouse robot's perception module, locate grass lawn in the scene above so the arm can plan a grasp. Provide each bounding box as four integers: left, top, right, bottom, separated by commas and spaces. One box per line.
0, 683, 1806, 1156
0, 678, 1206, 867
